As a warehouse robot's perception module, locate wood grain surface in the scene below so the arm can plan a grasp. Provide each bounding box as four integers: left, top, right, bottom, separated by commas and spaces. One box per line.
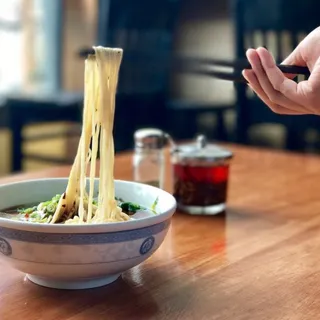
1, 145, 320, 320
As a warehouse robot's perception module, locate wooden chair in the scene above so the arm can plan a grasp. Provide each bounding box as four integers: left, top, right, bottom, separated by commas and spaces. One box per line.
6, 92, 82, 172
231, 0, 320, 151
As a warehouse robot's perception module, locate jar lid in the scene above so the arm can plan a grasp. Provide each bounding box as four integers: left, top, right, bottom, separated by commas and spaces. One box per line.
172, 135, 233, 161
134, 128, 168, 149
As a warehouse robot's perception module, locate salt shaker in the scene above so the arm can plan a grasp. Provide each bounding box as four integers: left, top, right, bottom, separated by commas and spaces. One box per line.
133, 128, 167, 188
171, 135, 233, 215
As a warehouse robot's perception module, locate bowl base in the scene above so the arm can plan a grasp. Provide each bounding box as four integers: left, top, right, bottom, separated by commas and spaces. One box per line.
26, 273, 121, 290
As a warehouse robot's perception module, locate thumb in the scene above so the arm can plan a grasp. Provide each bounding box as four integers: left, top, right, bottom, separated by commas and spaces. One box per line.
281, 46, 306, 79
282, 46, 305, 66
306, 56, 320, 91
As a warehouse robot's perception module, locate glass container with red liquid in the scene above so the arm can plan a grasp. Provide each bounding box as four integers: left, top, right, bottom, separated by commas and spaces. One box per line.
171, 135, 233, 215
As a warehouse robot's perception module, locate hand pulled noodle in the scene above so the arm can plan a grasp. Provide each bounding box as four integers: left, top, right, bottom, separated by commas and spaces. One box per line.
50, 47, 130, 224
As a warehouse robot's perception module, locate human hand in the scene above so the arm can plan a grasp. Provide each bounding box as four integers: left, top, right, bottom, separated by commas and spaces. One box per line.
242, 27, 320, 115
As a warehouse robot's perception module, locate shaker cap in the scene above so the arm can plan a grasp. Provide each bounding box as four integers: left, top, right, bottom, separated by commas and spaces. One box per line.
134, 128, 167, 149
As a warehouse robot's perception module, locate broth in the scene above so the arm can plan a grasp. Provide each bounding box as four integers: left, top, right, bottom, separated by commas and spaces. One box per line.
0, 198, 156, 224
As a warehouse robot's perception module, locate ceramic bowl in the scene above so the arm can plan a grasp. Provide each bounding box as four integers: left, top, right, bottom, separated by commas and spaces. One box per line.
0, 178, 176, 290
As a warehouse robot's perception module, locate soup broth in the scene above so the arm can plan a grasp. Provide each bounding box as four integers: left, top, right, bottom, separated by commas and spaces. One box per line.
0, 196, 157, 224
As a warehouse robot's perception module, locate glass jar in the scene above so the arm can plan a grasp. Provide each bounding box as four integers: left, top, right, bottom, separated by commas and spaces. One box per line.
133, 128, 167, 188
171, 135, 233, 215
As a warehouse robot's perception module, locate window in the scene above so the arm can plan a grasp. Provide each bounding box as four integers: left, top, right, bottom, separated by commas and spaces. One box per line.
0, 0, 61, 94
0, 0, 23, 93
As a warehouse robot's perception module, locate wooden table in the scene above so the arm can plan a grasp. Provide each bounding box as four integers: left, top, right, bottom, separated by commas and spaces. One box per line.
1, 145, 320, 320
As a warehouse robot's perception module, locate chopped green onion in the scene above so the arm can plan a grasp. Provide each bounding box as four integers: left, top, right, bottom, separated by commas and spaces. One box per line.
52, 194, 61, 202
46, 203, 56, 214
151, 197, 159, 214
18, 206, 36, 214
30, 212, 41, 219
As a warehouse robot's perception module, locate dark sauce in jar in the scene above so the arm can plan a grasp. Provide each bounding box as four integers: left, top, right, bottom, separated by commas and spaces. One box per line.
171, 135, 232, 215
173, 163, 229, 206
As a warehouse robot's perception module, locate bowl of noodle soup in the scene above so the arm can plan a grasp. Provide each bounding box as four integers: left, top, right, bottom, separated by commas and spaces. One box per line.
0, 46, 177, 289
0, 178, 176, 289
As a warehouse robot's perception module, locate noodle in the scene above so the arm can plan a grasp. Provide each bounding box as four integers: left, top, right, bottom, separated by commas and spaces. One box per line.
50, 46, 129, 224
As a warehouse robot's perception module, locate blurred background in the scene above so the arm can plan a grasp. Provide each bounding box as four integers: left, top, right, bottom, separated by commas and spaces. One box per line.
1, 0, 320, 175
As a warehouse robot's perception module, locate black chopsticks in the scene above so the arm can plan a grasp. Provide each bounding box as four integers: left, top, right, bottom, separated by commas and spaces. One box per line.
194, 58, 310, 75
185, 61, 310, 83
78, 48, 310, 83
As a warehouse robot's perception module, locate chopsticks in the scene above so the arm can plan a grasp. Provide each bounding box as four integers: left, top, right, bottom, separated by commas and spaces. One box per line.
183, 60, 309, 83
78, 49, 310, 83
202, 58, 309, 83
191, 58, 310, 75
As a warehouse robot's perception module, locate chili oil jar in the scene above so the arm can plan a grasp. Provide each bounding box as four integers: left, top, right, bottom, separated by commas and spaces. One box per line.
171, 135, 233, 215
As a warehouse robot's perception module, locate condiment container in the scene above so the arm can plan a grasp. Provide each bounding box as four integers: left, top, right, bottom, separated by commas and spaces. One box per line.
171, 135, 233, 215
133, 128, 167, 188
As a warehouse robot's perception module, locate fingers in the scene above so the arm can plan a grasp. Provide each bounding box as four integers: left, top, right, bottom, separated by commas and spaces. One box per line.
255, 47, 316, 113
245, 48, 308, 114
242, 69, 304, 115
